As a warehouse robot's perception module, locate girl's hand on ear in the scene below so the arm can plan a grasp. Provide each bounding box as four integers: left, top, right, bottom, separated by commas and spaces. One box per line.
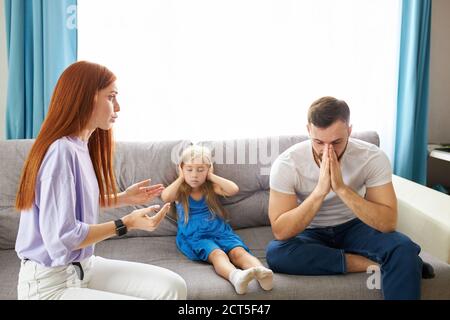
178, 164, 185, 180
207, 164, 215, 180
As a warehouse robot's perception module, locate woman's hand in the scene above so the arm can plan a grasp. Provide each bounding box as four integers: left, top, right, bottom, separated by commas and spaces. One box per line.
122, 179, 165, 206
123, 203, 171, 232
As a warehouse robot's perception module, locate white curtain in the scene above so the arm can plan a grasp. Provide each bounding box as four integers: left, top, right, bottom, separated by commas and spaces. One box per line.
78, 0, 401, 160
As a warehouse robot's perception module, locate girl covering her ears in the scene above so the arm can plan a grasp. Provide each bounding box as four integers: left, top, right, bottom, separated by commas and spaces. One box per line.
162, 145, 273, 294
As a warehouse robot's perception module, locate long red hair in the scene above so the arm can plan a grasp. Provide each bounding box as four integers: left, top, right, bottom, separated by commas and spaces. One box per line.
15, 61, 118, 211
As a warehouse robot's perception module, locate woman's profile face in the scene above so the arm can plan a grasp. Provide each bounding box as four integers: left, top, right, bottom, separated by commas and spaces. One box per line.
89, 82, 120, 130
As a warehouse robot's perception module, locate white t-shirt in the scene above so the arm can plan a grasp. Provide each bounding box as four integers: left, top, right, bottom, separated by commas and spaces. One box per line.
270, 138, 392, 228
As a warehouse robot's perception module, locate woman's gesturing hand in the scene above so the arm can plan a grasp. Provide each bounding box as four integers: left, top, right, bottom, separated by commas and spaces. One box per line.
124, 203, 171, 232
123, 179, 165, 206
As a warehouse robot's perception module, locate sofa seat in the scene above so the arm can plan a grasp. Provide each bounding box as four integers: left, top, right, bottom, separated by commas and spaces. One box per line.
2, 226, 449, 300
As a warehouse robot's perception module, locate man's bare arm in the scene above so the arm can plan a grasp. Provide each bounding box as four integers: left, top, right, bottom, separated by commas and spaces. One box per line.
269, 189, 326, 240
335, 182, 397, 233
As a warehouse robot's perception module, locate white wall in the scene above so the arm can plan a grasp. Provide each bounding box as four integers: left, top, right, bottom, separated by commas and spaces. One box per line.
0, 1, 447, 144
429, 0, 450, 144
0, 0, 7, 140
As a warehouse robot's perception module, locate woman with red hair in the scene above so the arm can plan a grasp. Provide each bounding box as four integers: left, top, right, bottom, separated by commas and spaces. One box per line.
14, 61, 187, 300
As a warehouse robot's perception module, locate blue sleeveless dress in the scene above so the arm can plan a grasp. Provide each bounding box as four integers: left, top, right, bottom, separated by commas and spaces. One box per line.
175, 196, 250, 261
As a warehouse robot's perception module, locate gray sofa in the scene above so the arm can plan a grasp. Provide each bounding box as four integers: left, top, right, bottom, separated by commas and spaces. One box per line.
1, 132, 449, 300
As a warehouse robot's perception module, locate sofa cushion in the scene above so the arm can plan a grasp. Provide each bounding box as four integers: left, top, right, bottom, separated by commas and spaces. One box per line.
0, 140, 35, 250
2, 226, 448, 300
0, 132, 379, 248
100, 140, 192, 238
96, 226, 450, 300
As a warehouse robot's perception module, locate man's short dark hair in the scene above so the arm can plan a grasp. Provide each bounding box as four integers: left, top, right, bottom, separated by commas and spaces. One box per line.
308, 96, 350, 128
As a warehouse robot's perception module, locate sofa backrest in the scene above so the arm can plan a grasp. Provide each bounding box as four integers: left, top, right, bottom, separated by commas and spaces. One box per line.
98, 140, 192, 238
0, 140, 35, 250
0, 139, 192, 248
0, 132, 379, 249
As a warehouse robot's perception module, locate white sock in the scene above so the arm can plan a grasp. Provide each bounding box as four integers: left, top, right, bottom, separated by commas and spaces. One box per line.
229, 268, 256, 294
254, 266, 273, 291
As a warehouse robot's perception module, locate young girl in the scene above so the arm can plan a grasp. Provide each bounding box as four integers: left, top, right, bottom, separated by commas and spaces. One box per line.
162, 145, 273, 294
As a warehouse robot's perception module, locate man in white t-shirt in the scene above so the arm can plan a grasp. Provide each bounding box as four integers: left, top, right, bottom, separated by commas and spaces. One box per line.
266, 96, 424, 300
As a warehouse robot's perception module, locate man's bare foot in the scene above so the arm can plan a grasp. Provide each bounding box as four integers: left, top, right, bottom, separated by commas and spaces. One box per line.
345, 253, 378, 273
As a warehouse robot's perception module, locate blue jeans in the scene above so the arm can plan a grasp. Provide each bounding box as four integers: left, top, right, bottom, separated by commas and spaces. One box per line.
266, 218, 422, 300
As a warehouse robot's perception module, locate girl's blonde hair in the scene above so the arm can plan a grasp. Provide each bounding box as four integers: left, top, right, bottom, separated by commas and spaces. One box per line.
177, 145, 228, 224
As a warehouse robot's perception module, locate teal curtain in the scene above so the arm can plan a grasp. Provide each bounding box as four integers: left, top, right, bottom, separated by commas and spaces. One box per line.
5, 0, 77, 139
394, 0, 432, 185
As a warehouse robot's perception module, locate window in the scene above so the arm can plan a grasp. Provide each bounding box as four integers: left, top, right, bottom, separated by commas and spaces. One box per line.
78, 0, 401, 160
